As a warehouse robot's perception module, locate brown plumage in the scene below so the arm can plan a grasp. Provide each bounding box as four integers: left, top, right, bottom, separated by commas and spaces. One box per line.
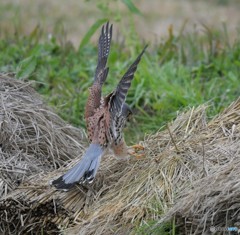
85, 22, 147, 156
52, 22, 146, 190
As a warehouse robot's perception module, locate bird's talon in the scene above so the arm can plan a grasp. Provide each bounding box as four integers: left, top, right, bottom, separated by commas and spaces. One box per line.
131, 144, 145, 151
128, 144, 145, 159
129, 152, 145, 159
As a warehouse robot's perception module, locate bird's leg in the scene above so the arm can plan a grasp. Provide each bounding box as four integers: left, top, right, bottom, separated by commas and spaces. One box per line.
128, 144, 145, 159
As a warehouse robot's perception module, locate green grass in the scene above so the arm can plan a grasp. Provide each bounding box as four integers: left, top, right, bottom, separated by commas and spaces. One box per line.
1, 23, 240, 144
135, 220, 177, 235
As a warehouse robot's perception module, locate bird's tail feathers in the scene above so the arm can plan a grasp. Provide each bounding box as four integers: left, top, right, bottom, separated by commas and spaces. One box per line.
51, 143, 103, 191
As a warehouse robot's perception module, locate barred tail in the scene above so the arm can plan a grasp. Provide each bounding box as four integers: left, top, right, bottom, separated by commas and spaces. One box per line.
51, 144, 103, 190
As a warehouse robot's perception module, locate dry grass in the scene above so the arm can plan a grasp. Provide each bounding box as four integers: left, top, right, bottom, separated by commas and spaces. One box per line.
1, 76, 240, 234
0, 74, 86, 199
160, 101, 240, 234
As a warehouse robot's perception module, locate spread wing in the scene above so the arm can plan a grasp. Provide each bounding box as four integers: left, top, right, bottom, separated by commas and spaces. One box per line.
110, 45, 147, 116
95, 22, 112, 85
85, 22, 113, 119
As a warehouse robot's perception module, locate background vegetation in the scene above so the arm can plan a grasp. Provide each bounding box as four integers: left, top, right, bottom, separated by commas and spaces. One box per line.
0, 0, 240, 233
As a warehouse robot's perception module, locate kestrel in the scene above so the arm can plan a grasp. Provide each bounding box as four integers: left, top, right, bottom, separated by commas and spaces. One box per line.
52, 22, 147, 190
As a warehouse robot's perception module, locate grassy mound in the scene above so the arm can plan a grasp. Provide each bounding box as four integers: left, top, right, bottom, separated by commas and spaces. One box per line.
0, 74, 86, 199
161, 100, 240, 234
1, 76, 240, 234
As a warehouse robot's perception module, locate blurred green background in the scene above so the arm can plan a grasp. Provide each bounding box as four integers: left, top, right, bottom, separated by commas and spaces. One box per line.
0, 0, 240, 144
1, 0, 240, 44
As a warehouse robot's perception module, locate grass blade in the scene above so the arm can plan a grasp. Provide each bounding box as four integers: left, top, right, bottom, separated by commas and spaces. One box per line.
16, 56, 37, 79
122, 0, 142, 15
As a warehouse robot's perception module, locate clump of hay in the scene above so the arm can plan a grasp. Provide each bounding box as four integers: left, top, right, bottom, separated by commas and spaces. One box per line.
0, 74, 86, 199
1, 75, 240, 235
160, 100, 240, 234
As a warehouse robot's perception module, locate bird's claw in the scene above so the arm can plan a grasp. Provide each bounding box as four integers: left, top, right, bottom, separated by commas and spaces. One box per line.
131, 144, 145, 151
128, 144, 145, 159
128, 151, 145, 159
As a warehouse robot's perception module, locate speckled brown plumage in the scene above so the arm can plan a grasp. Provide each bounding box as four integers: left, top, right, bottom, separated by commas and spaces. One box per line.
52, 22, 146, 189
85, 23, 147, 157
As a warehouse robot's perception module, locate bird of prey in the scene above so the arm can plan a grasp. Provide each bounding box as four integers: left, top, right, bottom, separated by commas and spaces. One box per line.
52, 22, 147, 190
